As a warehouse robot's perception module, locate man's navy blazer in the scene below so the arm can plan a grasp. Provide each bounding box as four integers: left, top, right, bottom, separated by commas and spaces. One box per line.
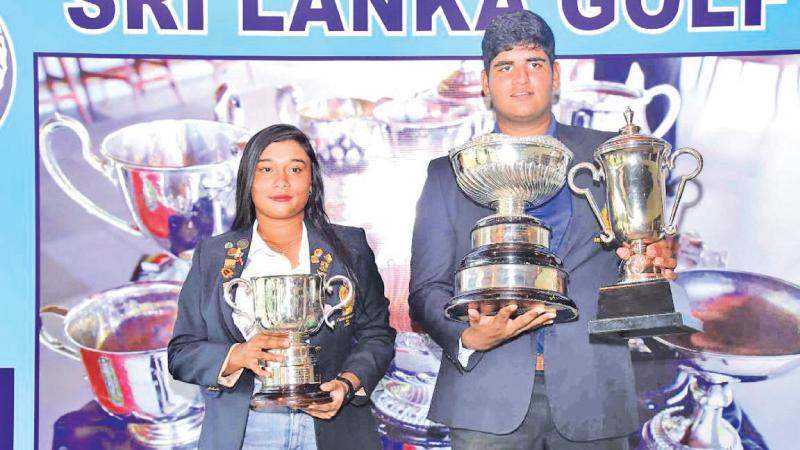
409, 123, 640, 440
168, 221, 395, 450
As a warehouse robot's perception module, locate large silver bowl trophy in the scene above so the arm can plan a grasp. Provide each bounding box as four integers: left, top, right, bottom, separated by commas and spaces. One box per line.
39, 89, 250, 260
39, 282, 203, 447
642, 270, 800, 450
568, 108, 703, 339
223, 274, 354, 410
444, 133, 578, 323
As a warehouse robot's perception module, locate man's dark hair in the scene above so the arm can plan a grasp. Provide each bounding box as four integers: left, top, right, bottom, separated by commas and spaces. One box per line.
481, 10, 556, 73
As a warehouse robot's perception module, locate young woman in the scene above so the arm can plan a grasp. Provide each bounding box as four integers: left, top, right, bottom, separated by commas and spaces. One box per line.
168, 124, 395, 449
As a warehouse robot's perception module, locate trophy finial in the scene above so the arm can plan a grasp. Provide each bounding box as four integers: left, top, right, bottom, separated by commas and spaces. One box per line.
619, 107, 641, 135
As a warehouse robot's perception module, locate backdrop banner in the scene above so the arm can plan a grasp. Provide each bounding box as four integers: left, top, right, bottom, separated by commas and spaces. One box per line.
0, 2, 799, 449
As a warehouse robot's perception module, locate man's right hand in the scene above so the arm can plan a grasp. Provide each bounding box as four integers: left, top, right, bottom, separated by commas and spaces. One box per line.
460, 303, 556, 351
223, 332, 291, 378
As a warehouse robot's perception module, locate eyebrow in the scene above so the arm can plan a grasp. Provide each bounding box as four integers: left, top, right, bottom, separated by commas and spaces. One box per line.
493, 56, 547, 68
256, 158, 308, 164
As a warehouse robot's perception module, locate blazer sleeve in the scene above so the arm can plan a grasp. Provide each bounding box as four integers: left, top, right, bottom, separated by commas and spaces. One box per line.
168, 240, 233, 388
339, 229, 396, 406
408, 160, 476, 370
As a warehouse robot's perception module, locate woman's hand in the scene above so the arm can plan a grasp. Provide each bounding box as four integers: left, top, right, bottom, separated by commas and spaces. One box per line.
302, 372, 361, 419
223, 332, 290, 378
616, 239, 678, 280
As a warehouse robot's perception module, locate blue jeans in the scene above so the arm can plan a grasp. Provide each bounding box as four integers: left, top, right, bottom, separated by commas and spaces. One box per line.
241, 381, 317, 450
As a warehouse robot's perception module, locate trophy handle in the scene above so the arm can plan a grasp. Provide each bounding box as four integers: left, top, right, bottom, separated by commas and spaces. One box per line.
321, 275, 355, 329
643, 83, 681, 139
567, 162, 615, 244
213, 83, 245, 126
223, 278, 257, 327
664, 147, 703, 236
39, 114, 142, 236
39, 305, 81, 361
275, 84, 301, 125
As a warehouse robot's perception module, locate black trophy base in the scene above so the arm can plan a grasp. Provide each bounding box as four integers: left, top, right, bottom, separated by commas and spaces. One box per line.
588, 279, 699, 340
250, 383, 333, 411
445, 289, 579, 324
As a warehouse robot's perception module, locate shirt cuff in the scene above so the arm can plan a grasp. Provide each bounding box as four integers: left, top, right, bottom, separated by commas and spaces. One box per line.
457, 337, 476, 367
217, 343, 244, 387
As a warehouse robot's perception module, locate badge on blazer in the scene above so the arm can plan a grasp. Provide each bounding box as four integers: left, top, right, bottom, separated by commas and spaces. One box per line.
220, 239, 247, 279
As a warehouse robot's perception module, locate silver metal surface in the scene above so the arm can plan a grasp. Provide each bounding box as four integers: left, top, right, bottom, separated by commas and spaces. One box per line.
39, 114, 251, 259
38, 281, 203, 447
641, 269, 800, 450
223, 273, 354, 333
557, 80, 680, 138
568, 109, 703, 283
471, 221, 550, 248
223, 274, 354, 406
450, 134, 573, 213
455, 264, 567, 296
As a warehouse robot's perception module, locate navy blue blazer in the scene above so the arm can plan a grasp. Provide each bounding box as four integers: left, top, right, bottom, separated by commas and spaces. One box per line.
168, 221, 395, 450
409, 123, 640, 440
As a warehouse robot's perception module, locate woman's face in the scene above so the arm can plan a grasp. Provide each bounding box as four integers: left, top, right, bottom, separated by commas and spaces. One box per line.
251, 139, 312, 222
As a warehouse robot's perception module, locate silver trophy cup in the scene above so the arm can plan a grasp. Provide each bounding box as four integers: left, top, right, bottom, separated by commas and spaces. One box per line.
223, 274, 354, 410
39, 112, 251, 260
39, 282, 203, 447
643, 270, 800, 450
567, 108, 703, 338
444, 133, 578, 323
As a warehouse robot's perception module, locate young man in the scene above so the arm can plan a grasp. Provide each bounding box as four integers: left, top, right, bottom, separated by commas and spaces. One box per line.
408, 10, 675, 449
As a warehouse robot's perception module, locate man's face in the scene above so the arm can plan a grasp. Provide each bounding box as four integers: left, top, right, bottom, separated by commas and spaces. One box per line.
482, 45, 560, 132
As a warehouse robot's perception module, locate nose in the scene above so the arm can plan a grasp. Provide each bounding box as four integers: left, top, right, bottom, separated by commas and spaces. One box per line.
512, 65, 528, 85
273, 170, 289, 188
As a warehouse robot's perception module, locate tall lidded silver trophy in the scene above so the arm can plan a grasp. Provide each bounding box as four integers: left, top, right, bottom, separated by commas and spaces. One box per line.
567, 108, 703, 339
444, 134, 578, 323
223, 274, 353, 410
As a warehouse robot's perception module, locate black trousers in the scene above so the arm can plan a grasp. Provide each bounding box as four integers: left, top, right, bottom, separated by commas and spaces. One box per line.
449, 373, 630, 450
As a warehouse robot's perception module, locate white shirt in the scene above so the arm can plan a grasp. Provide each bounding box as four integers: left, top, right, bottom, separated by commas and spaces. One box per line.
218, 220, 310, 386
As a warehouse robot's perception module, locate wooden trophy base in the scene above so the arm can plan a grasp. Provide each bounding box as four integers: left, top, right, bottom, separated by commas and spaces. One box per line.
588, 279, 699, 340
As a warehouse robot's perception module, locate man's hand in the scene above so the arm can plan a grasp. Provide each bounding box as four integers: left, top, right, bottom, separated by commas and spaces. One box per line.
461, 303, 556, 351
616, 239, 678, 281
302, 372, 361, 419
224, 332, 290, 378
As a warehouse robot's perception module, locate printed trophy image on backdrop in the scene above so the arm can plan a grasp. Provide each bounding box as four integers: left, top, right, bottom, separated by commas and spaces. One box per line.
223, 274, 354, 410
557, 80, 680, 138
568, 108, 703, 339
38, 281, 204, 447
642, 270, 800, 450
444, 133, 578, 323
38, 96, 250, 259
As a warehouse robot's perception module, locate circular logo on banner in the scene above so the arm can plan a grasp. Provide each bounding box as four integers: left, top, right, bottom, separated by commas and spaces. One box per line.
0, 16, 16, 128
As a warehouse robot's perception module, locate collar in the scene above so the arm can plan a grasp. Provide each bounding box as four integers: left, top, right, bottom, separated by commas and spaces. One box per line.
250, 219, 309, 260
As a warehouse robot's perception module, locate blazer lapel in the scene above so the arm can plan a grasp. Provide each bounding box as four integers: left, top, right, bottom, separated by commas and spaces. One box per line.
306, 220, 346, 286
216, 227, 253, 343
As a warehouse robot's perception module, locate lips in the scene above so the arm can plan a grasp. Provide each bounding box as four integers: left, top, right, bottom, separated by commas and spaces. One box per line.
270, 195, 292, 202
511, 91, 533, 97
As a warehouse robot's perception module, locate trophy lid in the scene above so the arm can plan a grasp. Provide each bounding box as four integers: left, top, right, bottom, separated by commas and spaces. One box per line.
594, 108, 670, 157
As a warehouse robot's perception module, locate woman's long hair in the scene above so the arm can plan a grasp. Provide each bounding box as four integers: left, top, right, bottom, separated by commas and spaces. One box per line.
231, 124, 359, 295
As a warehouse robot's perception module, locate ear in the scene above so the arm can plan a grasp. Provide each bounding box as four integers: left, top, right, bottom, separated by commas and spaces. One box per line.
481, 69, 490, 98
552, 61, 561, 93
